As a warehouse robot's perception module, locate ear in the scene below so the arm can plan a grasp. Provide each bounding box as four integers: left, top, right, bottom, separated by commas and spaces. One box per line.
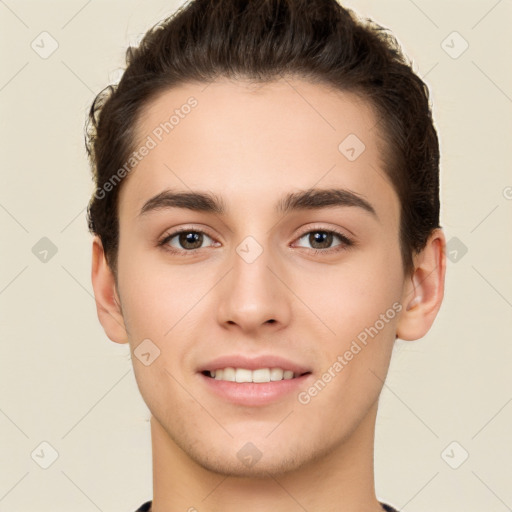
91, 235, 129, 344
396, 228, 446, 341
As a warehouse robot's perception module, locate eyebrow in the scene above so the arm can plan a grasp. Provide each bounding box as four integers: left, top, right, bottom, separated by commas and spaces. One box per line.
138, 187, 378, 219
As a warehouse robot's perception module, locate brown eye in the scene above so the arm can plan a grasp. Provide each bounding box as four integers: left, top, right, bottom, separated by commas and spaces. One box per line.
176, 232, 204, 250
160, 230, 216, 252
308, 231, 334, 250
295, 229, 352, 252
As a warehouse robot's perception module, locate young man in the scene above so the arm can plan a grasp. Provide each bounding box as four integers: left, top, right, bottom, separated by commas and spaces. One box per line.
86, 1, 446, 510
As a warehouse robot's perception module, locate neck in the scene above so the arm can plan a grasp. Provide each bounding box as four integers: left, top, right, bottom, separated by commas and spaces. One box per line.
150, 401, 383, 512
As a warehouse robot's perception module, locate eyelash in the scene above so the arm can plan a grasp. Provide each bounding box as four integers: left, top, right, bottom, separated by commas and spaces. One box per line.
157, 225, 355, 257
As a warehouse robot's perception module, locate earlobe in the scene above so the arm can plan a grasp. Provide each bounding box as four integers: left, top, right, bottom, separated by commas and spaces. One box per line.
91, 236, 129, 344
396, 228, 446, 341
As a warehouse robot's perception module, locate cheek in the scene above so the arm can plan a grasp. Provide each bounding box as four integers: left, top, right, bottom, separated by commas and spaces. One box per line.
296, 269, 401, 424
311, 250, 401, 324
116, 242, 172, 341
117, 251, 215, 359
303, 248, 403, 374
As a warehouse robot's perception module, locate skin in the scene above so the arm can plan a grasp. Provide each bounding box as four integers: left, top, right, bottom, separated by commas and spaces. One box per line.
91, 78, 446, 512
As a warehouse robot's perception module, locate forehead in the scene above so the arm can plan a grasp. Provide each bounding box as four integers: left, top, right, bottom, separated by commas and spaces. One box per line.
118, 78, 398, 227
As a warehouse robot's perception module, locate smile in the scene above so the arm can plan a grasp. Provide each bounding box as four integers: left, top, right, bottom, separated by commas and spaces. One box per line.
202, 367, 308, 382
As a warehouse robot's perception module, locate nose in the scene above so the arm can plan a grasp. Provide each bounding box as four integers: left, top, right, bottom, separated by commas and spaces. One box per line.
215, 243, 292, 334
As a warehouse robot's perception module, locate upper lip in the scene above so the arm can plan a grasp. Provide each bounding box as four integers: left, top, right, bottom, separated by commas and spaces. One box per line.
198, 355, 312, 375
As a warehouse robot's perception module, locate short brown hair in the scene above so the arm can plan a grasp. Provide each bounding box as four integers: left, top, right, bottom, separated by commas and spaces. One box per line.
85, 0, 440, 278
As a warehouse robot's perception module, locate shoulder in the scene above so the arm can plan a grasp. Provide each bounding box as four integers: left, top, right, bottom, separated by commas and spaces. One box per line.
134, 500, 397, 512
134, 500, 152, 512
380, 503, 400, 512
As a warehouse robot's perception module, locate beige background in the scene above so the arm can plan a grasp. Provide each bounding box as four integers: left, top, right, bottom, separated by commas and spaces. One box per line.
1, 0, 511, 511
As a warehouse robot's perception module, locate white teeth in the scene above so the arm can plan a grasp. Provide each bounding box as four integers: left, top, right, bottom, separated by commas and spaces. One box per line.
235, 368, 252, 382
252, 368, 270, 383
222, 367, 236, 381
269, 368, 284, 381
208, 367, 300, 382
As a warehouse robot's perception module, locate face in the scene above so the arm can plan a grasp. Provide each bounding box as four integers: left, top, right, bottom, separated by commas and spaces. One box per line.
114, 78, 406, 476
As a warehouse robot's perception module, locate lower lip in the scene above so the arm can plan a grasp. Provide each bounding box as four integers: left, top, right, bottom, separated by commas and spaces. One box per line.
199, 372, 312, 406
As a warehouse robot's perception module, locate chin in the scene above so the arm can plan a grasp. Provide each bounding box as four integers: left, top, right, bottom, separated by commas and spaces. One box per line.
173, 426, 329, 479
191, 446, 308, 478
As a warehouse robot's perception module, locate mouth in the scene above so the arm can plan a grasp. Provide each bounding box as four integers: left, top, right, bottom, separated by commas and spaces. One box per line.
198, 362, 313, 406
201, 367, 311, 382
197, 355, 313, 406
